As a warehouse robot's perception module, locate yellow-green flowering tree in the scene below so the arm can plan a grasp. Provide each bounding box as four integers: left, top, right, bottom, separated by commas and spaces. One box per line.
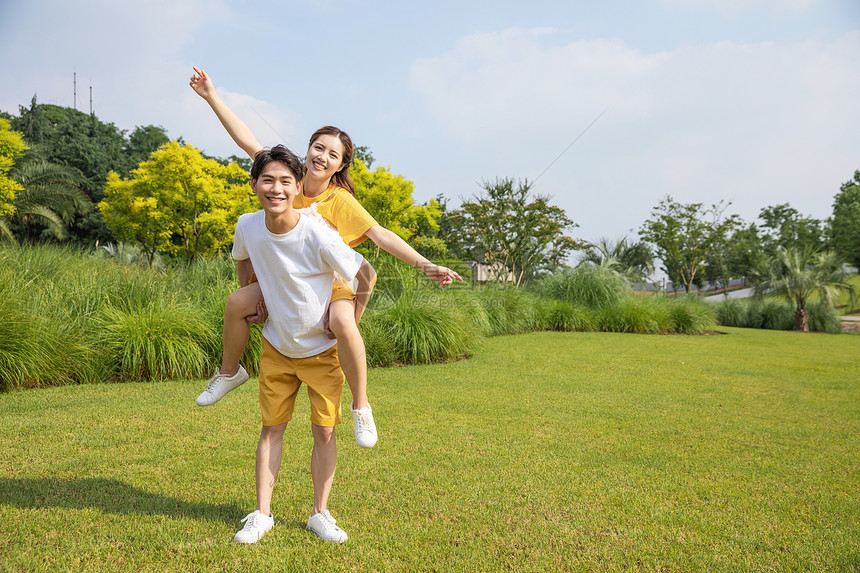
0, 118, 27, 222
99, 142, 254, 264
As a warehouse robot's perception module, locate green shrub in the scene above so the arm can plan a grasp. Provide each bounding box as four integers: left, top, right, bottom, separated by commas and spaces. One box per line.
97, 299, 220, 381
534, 299, 595, 332
598, 297, 670, 334
713, 298, 748, 328
533, 264, 632, 309
667, 296, 717, 334
474, 286, 537, 335
807, 301, 843, 334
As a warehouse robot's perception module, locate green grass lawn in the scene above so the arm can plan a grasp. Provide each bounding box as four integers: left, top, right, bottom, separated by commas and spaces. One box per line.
1, 328, 858, 572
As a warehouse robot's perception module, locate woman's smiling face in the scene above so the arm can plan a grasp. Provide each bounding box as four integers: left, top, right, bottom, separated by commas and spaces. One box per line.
305, 133, 346, 183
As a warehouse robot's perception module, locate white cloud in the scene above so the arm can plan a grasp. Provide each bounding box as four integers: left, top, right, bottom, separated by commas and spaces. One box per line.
407, 28, 860, 241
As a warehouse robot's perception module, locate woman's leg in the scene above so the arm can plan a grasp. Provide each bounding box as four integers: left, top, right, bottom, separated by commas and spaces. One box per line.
327, 299, 367, 408
328, 298, 377, 448
221, 282, 264, 376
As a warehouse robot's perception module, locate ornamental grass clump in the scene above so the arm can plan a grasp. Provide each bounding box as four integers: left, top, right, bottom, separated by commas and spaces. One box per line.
534, 264, 632, 309
358, 314, 399, 367
714, 297, 840, 333
534, 299, 595, 332
666, 295, 717, 334
807, 301, 842, 334
367, 289, 482, 365
170, 258, 264, 374
597, 296, 670, 334
0, 295, 100, 390
747, 299, 795, 331
474, 285, 538, 336
97, 299, 221, 381
713, 298, 747, 327
0, 294, 45, 391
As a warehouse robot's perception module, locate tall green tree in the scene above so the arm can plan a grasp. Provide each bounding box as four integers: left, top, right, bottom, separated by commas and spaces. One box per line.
8, 98, 173, 243
758, 203, 824, 254
639, 196, 740, 293
124, 125, 170, 168
753, 247, 853, 332
99, 142, 254, 264
703, 222, 766, 290
449, 178, 580, 286
828, 170, 860, 268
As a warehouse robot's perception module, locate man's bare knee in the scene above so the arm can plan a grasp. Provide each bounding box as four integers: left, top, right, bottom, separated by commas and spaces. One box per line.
312, 424, 336, 445
260, 423, 287, 441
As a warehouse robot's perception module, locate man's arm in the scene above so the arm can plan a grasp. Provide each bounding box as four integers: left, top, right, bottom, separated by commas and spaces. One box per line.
237, 258, 255, 287
237, 258, 268, 324
189, 66, 264, 160
352, 259, 377, 324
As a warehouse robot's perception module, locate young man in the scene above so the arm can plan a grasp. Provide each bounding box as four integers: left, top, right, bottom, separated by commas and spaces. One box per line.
230, 144, 376, 544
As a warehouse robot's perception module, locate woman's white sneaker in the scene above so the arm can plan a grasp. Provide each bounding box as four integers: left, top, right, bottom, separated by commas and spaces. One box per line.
196, 365, 249, 406
351, 403, 377, 448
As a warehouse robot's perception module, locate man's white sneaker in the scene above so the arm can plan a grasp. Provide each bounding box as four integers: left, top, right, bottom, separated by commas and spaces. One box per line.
196, 365, 249, 406
307, 510, 348, 543
233, 510, 274, 544
351, 403, 377, 448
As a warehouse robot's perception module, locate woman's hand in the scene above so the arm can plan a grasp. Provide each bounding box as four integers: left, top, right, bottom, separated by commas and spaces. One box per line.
189, 66, 214, 100
422, 263, 463, 287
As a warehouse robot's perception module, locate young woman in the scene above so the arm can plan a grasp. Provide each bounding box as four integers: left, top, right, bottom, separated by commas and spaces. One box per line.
190, 67, 461, 448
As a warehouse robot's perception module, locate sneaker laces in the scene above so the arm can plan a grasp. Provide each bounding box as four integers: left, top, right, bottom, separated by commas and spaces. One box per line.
317, 512, 339, 534
204, 371, 226, 393
355, 410, 372, 432
240, 512, 260, 531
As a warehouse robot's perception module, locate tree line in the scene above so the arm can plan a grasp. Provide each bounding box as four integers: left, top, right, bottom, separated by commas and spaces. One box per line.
1, 98, 858, 291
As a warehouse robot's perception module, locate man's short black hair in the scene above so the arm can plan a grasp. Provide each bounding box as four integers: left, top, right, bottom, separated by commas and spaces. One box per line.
251, 144, 303, 182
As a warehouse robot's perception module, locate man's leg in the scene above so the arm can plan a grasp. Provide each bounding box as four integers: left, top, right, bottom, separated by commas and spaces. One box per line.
257, 423, 288, 516
311, 423, 337, 515
307, 422, 348, 543
234, 422, 286, 544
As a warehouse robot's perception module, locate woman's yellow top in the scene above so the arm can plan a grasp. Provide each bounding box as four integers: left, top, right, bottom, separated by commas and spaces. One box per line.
293, 184, 378, 247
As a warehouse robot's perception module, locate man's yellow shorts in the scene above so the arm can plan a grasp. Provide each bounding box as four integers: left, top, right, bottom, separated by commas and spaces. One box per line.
258, 336, 345, 427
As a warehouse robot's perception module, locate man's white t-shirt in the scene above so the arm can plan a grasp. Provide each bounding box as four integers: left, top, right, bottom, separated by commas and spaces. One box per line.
231, 210, 365, 359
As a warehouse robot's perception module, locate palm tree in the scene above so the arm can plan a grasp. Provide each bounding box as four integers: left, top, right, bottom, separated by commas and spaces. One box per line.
754, 246, 854, 332
578, 236, 655, 283
0, 157, 91, 242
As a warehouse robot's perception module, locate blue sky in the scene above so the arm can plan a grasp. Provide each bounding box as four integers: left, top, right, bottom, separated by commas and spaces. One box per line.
1, 0, 858, 250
